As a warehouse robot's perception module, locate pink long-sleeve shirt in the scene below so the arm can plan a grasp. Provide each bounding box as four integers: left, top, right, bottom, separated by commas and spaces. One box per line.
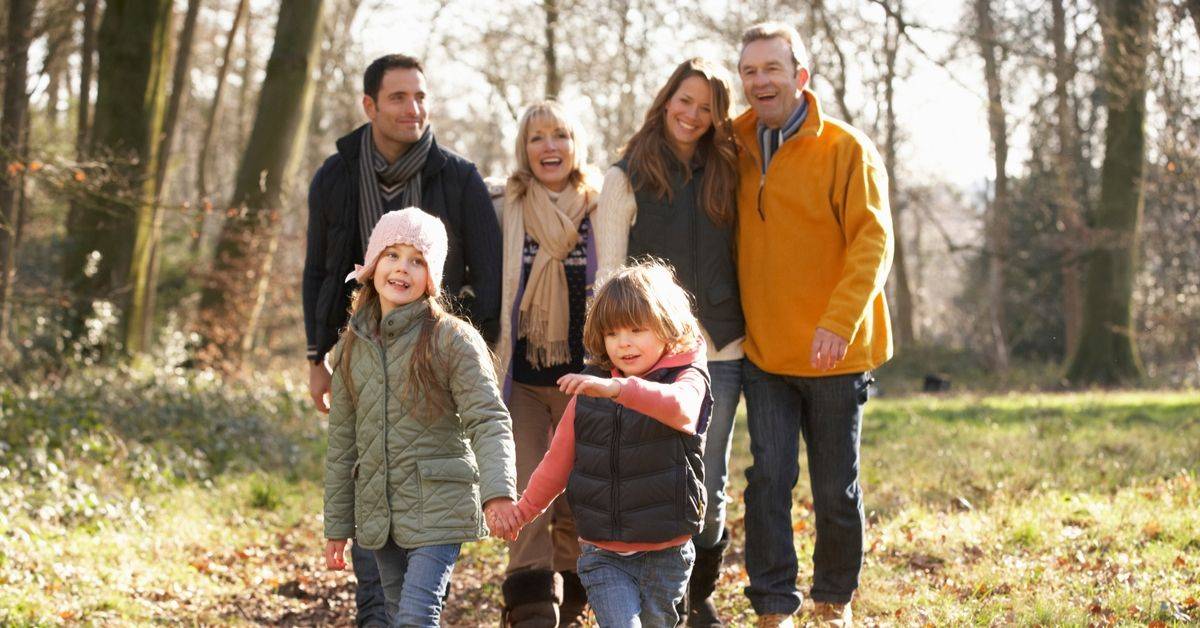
514, 345, 708, 553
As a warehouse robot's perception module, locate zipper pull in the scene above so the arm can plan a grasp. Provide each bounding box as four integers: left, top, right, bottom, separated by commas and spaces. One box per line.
756, 174, 766, 221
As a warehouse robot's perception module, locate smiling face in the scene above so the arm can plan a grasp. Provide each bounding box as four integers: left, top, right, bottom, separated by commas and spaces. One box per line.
372, 243, 429, 315
364, 67, 428, 151
525, 115, 576, 193
603, 325, 668, 377
663, 75, 714, 159
738, 37, 809, 129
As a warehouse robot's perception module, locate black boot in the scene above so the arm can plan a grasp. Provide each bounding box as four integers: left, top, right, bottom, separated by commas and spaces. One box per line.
686, 529, 729, 627
501, 569, 563, 628
557, 570, 588, 627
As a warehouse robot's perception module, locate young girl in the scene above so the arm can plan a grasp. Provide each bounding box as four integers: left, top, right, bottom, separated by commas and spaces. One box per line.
323, 207, 518, 628
593, 57, 742, 626
495, 260, 713, 628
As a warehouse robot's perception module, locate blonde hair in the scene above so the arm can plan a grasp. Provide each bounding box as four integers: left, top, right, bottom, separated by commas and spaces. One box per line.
507, 100, 596, 200
583, 260, 701, 371
740, 22, 809, 72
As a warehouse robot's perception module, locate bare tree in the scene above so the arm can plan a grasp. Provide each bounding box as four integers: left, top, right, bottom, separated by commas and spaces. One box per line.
195, 0, 249, 203
0, 0, 37, 346
125, 0, 204, 353
60, 0, 173, 350
543, 0, 561, 99
974, 0, 1010, 371
881, 0, 916, 348
197, 0, 325, 365
76, 0, 98, 156
1067, 0, 1155, 385
1051, 0, 1085, 361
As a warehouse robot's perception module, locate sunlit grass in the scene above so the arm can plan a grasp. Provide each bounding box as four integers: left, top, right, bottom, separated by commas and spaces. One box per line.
1, 376, 1197, 625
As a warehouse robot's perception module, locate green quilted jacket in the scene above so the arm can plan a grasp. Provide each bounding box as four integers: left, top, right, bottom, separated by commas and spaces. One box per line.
323, 298, 517, 550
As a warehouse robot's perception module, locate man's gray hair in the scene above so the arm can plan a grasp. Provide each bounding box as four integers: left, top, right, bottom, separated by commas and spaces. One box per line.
740, 22, 809, 71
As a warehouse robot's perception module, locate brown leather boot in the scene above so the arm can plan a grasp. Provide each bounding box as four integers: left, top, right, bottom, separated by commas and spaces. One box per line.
501, 569, 562, 627
557, 570, 588, 626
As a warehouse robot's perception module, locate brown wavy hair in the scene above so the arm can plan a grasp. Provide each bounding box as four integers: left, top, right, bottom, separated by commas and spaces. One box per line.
582, 259, 701, 372
620, 58, 739, 226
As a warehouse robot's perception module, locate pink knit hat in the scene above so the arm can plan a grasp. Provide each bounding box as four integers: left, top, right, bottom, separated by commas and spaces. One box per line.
346, 207, 449, 297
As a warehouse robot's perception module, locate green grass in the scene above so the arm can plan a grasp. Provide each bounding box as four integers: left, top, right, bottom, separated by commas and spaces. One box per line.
2, 367, 1198, 625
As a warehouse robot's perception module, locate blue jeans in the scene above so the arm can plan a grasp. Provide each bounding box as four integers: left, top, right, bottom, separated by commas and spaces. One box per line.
373, 539, 462, 628
351, 543, 388, 626
577, 541, 695, 627
696, 358, 743, 549
742, 360, 871, 613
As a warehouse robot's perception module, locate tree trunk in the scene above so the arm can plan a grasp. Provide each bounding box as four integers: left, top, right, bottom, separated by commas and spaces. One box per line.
125, 0, 203, 354
543, 0, 561, 99
195, 0, 249, 202
1066, 0, 1153, 386
813, 0, 856, 127
882, 5, 915, 348
974, 0, 1010, 372
1051, 0, 1085, 363
0, 0, 36, 347
196, 0, 325, 365
60, 0, 173, 351
77, 0, 99, 157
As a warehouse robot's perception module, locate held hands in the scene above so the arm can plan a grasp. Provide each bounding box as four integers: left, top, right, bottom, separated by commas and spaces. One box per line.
309, 361, 332, 414
557, 373, 621, 399
324, 539, 348, 570
810, 327, 849, 371
484, 498, 522, 542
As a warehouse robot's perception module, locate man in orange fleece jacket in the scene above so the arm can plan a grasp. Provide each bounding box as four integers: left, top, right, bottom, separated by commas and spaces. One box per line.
733, 22, 895, 628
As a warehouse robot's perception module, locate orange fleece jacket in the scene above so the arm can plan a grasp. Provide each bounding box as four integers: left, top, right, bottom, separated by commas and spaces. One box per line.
514, 346, 707, 553
733, 90, 894, 377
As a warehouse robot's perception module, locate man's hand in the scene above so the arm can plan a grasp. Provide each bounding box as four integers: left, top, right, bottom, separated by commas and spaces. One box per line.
810, 327, 849, 371
309, 361, 332, 414
557, 373, 620, 399
325, 539, 348, 570
483, 497, 521, 542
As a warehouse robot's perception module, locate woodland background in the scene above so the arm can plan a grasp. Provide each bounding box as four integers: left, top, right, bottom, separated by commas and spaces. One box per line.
0, 0, 1197, 625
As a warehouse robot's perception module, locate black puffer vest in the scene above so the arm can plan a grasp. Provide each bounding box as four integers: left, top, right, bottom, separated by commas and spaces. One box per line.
617, 158, 744, 349
567, 364, 712, 543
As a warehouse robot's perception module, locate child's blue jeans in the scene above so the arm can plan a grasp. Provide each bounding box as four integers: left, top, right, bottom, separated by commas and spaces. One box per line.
372, 539, 461, 628
576, 540, 695, 627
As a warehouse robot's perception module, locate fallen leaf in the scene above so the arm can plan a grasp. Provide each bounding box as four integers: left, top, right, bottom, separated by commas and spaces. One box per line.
74, 169, 86, 181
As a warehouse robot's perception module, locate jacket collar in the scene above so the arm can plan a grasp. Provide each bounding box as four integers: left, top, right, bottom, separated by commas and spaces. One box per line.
350, 298, 431, 343
336, 124, 448, 177
733, 89, 824, 168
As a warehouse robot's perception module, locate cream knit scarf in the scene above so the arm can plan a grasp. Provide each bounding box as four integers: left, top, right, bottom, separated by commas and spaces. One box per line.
510, 179, 592, 368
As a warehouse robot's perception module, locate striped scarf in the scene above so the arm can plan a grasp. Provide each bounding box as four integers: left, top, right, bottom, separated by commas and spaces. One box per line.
357, 124, 433, 247
757, 98, 809, 172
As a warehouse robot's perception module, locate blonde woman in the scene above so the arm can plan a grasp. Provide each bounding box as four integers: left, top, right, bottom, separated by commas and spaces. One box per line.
493, 101, 602, 627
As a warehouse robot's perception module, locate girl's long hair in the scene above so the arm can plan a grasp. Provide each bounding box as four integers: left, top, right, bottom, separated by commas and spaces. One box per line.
333, 281, 457, 414
620, 58, 739, 226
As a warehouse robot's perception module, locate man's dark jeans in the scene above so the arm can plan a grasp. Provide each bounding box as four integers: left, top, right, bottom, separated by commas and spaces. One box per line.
742, 359, 871, 615
352, 542, 388, 626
